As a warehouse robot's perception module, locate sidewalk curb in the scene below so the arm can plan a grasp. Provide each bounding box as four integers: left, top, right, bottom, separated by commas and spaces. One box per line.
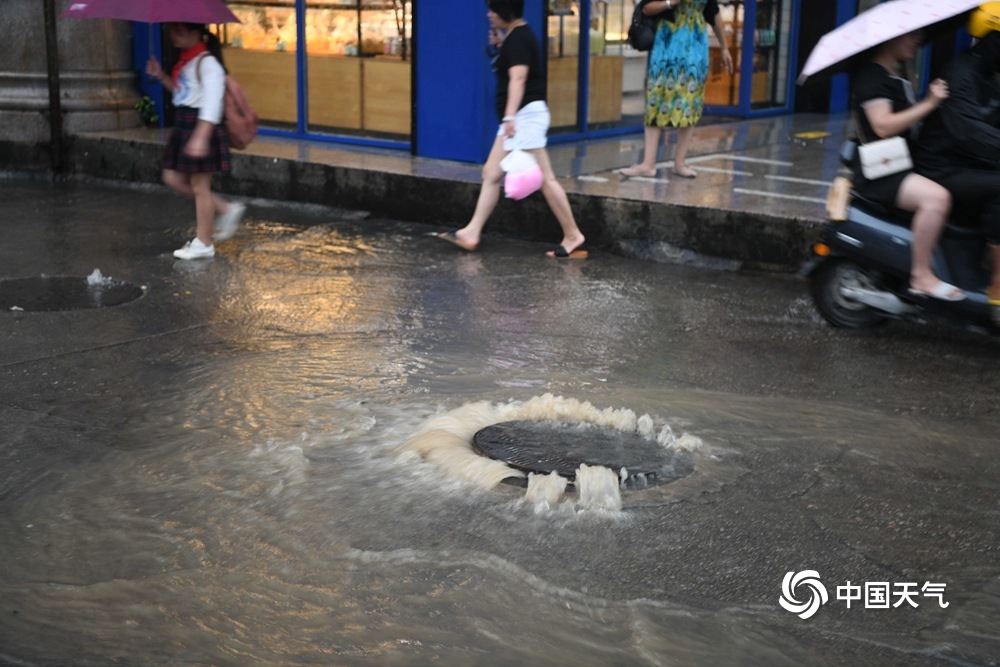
16, 135, 824, 270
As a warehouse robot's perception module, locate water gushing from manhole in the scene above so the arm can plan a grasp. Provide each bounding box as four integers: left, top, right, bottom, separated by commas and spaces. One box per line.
1, 270, 144, 312
399, 394, 701, 511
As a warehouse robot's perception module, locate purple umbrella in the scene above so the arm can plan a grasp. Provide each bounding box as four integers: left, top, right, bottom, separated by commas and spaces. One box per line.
61, 0, 240, 24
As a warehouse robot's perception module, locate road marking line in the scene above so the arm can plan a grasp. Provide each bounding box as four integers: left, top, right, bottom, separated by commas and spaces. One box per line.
641, 163, 753, 177
688, 154, 795, 166
734, 188, 826, 205
765, 175, 831, 186
687, 166, 754, 176
577, 175, 609, 183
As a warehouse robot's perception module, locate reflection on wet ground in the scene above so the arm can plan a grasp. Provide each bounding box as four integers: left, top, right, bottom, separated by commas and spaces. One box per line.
86, 111, 848, 228
0, 182, 998, 666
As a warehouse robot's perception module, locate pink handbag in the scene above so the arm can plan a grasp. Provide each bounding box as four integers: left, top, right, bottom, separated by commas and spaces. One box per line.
500, 150, 544, 200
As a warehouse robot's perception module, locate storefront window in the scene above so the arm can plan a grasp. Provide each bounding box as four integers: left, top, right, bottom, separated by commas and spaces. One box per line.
218, 3, 298, 127
705, 1, 741, 106
215, 1, 412, 139
587, 1, 628, 127
703, 0, 792, 110
547, 1, 634, 131
547, 0, 581, 128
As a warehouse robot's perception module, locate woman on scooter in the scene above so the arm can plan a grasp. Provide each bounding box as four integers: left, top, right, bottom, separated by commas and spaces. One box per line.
852, 31, 964, 301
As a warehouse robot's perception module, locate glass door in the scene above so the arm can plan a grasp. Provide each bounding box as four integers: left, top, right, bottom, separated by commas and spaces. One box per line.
547, 0, 581, 129
218, 1, 300, 129
704, 0, 796, 113
547, 0, 637, 133
749, 0, 792, 109
215, 0, 412, 140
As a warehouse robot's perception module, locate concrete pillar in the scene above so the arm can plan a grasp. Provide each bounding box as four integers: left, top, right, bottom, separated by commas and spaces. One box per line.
0, 0, 140, 145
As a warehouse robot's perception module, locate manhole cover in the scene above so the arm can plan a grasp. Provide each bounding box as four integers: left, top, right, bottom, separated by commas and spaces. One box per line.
473, 420, 693, 488
1, 276, 144, 312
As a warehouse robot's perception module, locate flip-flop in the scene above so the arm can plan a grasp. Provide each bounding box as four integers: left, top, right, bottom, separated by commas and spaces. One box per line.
671, 169, 697, 179
436, 230, 478, 252
907, 281, 966, 302
548, 245, 588, 259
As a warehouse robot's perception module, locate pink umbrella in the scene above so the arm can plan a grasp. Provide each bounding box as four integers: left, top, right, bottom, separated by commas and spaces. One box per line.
798, 0, 981, 83
61, 0, 240, 24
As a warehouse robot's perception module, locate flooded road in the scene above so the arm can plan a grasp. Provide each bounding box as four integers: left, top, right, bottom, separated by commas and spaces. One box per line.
1, 181, 998, 666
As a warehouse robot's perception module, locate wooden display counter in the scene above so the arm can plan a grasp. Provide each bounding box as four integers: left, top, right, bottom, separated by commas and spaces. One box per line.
704, 46, 772, 107
308, 55, 362, 129
222, 47, 410, 135
547, 55, 624, 128
362, 58, 411, 135
704, 71, 771, 106
225, 48, 298, 124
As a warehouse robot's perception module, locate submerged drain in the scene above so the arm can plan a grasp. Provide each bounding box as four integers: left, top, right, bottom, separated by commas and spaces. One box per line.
1, 275, 144, 312
473, 420, 694, 488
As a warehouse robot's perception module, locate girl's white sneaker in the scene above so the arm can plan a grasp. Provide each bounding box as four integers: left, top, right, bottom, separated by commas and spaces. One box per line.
173, 238, 215, 260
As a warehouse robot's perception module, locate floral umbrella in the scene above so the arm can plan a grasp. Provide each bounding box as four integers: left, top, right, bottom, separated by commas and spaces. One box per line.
798, 0, 981, 83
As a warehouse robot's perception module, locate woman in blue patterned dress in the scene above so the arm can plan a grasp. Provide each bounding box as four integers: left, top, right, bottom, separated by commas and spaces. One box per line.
621, 0, 733, 179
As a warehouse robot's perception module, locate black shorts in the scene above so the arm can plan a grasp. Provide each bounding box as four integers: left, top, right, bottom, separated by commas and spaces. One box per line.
851, 154, 910, 208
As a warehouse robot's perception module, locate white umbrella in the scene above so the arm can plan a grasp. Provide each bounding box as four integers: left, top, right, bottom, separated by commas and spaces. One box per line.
798, 0, 981, 83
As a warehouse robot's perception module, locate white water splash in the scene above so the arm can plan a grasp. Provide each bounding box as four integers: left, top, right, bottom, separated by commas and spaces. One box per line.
575, 464, 622, 511
525, 471, 568, 511
86, 268, 109, 286
671, 433, 705, 452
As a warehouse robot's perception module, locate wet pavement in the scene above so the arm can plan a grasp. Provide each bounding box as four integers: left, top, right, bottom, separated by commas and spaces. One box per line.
59, 113, 850, 269
1, 179, 998, 666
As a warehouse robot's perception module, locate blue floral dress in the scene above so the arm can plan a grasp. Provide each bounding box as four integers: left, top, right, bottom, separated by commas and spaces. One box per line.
644, 0, 711, 128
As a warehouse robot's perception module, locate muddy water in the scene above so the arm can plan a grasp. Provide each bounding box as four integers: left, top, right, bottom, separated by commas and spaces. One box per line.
1, 202, 998, 666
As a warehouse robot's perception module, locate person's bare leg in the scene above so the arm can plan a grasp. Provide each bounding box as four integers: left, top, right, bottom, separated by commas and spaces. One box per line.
896, 174, 957, 296
446, 135, 506, 250
671, 126, 697, 177
621, 126, 662, 177
533, 148, 585, 256
163, 168, 228, 217
189, 172, 216, 247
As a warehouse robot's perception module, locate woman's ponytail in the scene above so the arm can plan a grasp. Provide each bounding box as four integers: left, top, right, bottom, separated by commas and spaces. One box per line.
182, 22, 227, 73
203, 29, 226, 72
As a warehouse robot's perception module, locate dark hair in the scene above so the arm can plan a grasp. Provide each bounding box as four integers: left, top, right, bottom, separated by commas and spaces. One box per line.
487, 0, 523, 22
182, 23, 226, 72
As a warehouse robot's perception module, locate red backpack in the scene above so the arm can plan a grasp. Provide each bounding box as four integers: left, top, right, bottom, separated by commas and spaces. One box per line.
195, 54, 258, 150
223, 76, 258, 150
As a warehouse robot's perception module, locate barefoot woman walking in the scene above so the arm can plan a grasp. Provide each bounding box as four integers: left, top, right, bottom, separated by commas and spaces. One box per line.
438, 0, 587, 258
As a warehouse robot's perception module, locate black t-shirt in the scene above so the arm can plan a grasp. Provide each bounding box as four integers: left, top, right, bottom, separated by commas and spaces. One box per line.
851, 61, 914, 144
494, 24, 547, 120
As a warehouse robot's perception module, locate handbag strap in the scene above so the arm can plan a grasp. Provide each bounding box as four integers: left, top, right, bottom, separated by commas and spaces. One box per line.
852, 108, 872, 146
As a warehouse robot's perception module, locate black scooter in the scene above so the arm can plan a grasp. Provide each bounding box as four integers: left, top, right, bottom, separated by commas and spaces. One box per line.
801, 143, 999, 334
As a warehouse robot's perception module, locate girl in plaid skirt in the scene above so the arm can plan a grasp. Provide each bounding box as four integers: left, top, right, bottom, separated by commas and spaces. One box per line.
146, 23, 245, 259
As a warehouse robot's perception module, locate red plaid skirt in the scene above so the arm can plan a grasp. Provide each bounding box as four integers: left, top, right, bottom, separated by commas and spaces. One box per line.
163, 107, 231, 173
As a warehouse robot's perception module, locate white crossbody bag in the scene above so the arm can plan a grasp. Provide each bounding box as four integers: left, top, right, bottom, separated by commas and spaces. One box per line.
855, 111, 912, 180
